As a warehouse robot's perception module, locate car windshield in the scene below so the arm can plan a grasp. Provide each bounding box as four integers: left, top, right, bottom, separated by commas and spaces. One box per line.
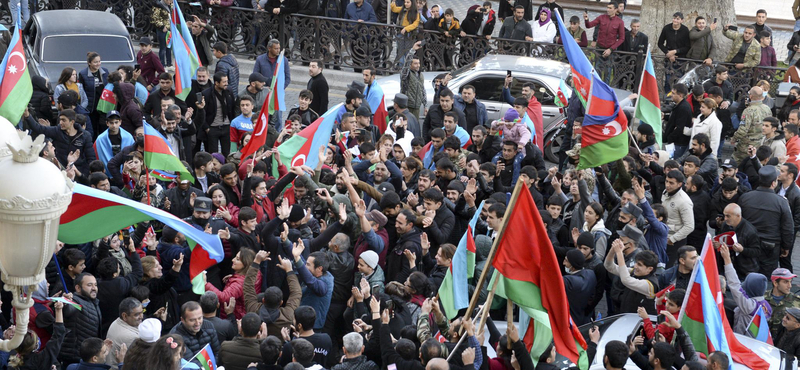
42, 35, 133, 63
449, 59, 480, 83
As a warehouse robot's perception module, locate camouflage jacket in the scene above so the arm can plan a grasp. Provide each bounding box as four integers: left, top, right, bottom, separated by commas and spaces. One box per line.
766, 289, 800, 337
733, 101, 772, 161
152, 4, 171, 29
724, 29, 762, 68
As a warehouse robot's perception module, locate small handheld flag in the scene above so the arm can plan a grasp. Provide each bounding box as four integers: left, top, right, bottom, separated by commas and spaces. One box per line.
96, 83, 117, 113
187, 343, 217, 370
747, 305, 773, 345
555, 79, 570, 108
143, 123, 194, 183
48, 297, 82, 311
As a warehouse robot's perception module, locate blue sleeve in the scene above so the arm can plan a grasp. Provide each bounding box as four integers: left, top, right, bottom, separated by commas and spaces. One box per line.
295, 257, 328, 296
479, 103, 488, 127
469, 335, 483, 370
284, 56, 291, 88
363, 229, 385, 254
385, 160, 403, 190
502, 87, 514, 105
368, 8, 378, 22
353, 159, 373, 182
253, 58, 263, 76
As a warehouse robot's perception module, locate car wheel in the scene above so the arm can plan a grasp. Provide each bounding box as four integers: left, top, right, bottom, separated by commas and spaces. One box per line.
544, 129, 563, 163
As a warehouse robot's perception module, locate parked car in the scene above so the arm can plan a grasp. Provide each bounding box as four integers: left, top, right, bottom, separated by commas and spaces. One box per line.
491, 314, 795, 370
376, 54, 631, 162
22, 10, 135, 87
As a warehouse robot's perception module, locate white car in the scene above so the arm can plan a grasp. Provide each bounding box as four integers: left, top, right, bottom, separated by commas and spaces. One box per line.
490, 314, 795, 370
376, 54, 630, 162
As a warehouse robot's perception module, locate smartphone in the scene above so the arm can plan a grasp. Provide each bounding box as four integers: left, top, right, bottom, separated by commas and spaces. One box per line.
134, 63, 140, 70
196, 92, 203, 103
555, 172, 563, 181
728, 25, 738, 31
657, 313, 666, 324
507, 70, 512, 78
713, 17, 718, 23
584, 7, 588, 13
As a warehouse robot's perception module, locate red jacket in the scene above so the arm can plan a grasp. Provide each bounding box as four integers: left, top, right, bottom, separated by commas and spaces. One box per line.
205, 271, 263, 320
787, 135, 800, 185
585, 15, 625, 50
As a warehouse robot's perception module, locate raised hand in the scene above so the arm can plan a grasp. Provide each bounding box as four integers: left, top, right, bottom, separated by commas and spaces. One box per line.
355, 199, 367, 217
338, 202, 348, 224
218, 227, 231, 240
255, 250, 270, 264
224, 297, 236, 315
277, 255, 294, 272
292, 238, 306, 262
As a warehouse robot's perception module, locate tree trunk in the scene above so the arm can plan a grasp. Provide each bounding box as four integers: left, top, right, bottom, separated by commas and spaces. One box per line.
640, 0, 736, 61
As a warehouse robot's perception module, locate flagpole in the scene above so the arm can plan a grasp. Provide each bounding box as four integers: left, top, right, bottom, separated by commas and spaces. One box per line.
144, 130, 151, 206
676, 233, 711, 324
633, 45, 650, 114
463, 180, 526, 329
627, 126, 643, 154
446, 299, 489, 361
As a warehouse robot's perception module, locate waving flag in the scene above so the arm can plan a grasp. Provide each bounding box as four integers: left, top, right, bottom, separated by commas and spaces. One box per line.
555, 79, 570, 108
490, 184, 588, 369
634, 47, 663, 146
0, 6, 31, 124
366, 81, 389, 134
747, 305, 773, 345
143, 123, 194, 183
170, 4, 200, 101
190, 343, 217, 370
577, 72, 628, 170
59, 184, 224, 295
95, 128, 134, 176
418, 141, 436, 169
554, 12, 593, 108
96, 83, 117, 113
440, 201, 485, 319
679, 235, 769, 370
276, 103, 342, 169
267, 50, 287, 115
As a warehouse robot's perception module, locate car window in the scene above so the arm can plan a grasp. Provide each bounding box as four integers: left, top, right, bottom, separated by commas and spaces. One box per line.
26, 23, 37, 51
42, 35, 134, 63
511, 78, 555, 103
468, 77, 505, 101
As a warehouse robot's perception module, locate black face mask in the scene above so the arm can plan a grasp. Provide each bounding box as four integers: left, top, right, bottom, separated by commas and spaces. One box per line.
789, 95, 798, 102
617, 221, 627, 231
193, 217, 209, 228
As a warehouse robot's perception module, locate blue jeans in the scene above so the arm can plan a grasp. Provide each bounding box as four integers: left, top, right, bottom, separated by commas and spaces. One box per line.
596, 55, 613, 84
157, 29, 172, 67
673, 145, 688, 159
795, 19, 800, 32
10, 0, 30, 26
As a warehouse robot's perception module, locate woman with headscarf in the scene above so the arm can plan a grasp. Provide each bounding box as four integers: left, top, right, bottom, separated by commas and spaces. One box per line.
531, 8, 556, 43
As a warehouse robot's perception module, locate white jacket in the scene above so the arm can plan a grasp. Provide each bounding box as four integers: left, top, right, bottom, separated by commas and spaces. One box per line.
530, 21, 556, 43
690, 111, 723, 157
662, 188, 694, 243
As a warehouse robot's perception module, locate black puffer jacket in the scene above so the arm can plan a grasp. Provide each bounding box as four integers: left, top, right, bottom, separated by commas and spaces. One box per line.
31, 75, 54, 124
59, 293, 102, 363
170, 320, 221, 361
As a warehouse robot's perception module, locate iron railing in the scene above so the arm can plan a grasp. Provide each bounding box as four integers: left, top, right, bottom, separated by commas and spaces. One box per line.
3, 0, 791, 100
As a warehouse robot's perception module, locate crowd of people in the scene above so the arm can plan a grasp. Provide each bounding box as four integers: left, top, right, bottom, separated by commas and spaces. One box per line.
8, 0, 800, 369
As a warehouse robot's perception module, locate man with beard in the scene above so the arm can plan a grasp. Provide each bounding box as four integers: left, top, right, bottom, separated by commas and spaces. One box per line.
189, 15, 216, 67
163, 175, 205, 219
386, 210, 422, 283
710, 177, 744, 234
59, 273, 103, 365
239, 73, 269, 114
307, 61, 329, 114
422, 88, 467, 142
406, 169, 436, 209
158, 110, 186, 161
467, 125, 500, 164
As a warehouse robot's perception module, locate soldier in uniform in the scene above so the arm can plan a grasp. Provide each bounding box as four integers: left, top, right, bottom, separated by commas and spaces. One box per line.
766, 268, 800, 338
732, 86, 773, 163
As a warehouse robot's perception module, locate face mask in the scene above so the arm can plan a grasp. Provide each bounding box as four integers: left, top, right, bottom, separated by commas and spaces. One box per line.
193, 217, 209, 228
790, 95, 797, 102
763, 91, 769, 98
564, 267, 573, 274
142, 300, 150, 308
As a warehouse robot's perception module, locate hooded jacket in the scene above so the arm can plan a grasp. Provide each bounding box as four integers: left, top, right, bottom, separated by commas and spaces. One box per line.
215, 54, 240, 99
31, 76, 55, 124
117, 82, 143, 135
387, 227, 422, 283
725, 262, 772, 333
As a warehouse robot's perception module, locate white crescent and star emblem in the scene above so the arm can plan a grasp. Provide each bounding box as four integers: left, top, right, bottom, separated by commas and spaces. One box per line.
291, 154, 307, 167
8, 51, 26, 74
602, 121, 622, 136
255, 113, 267, 136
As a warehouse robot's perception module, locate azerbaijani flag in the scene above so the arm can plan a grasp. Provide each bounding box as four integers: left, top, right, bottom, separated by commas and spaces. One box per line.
679, 235, 769, 370
58, 184, 224, 295
747, 305, 774, 345
143, 123, 195, 183
151, 169, 179, 182
0, 6, 32, 124
577, 72, 628, 170
490, 183, 588, 369
96, 83, 117, 113
276, 103, 342, 169
555, 79, 570, 108
170, 4, 200, 101
634, 47, 663, 146
48, 297, 82, 311
366, 81, 389, 134
419, 141, 436, 169
452, 126, 472, 148
190, 343, 217, 370
267, 50, 287, 115
554, 11, 593, 108
440, 201, 485, 319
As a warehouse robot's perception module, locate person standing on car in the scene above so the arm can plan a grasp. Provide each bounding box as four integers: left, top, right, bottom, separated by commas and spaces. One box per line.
54, 67, 89, 111
152, 0, 173, 68
79, 51, 109, 138
137, 37, 166, 89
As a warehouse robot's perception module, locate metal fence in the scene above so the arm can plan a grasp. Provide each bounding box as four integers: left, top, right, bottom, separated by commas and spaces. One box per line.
2, 0, 791, 100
